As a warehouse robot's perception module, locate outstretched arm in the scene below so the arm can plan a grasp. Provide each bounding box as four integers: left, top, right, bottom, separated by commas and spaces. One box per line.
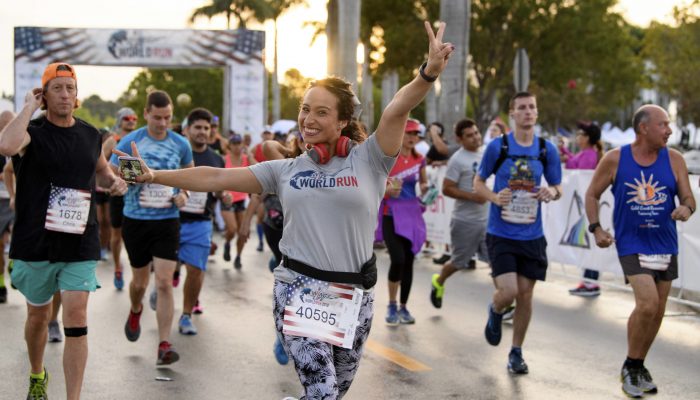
375, 21, 454, 157
114, 142, 263, 194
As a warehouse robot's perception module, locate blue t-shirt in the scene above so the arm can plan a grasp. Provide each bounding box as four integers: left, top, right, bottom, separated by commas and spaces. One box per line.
477, 133, 562, 240
110, 127, 193, 220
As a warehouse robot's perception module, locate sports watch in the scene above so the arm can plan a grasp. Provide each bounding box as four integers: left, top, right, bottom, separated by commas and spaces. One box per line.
588, 222, 601, 233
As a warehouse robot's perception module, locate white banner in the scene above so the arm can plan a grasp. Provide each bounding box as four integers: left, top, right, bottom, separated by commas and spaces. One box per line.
13, 27, 265, 135
423, 166, 700, 292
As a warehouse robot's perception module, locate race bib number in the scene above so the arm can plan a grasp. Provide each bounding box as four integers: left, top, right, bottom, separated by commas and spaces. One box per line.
502, 190, 538, 224
139, 184, 174, 208
283, 276, 363, 349
639, 254, 672, 271
0, 181, 9, 200
180, 191, 207, 214
45, 185, 91, 234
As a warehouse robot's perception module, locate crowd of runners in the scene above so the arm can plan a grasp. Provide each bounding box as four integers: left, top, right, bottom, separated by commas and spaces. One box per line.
0, 20, 696, 400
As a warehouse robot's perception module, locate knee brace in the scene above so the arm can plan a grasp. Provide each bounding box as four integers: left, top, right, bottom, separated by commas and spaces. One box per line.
64, 326, 88, 337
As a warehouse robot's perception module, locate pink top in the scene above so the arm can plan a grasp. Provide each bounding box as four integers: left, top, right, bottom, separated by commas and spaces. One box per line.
225, 153, 250, 203
561, 147, 598, 170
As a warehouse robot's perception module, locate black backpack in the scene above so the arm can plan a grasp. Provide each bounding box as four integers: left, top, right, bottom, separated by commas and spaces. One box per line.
488, 135, 548, 176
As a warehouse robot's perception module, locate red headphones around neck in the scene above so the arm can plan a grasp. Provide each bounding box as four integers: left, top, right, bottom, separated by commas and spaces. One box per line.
306, 135, 356, 164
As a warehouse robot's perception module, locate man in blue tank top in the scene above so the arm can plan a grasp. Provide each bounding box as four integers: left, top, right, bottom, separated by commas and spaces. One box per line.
474, 92, 562, 375
585, 104, 695, 398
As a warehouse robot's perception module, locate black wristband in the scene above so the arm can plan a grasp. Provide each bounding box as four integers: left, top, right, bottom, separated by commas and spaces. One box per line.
686, 204, 695, 215
419, 62, 438, 82
588, 222, 601, 233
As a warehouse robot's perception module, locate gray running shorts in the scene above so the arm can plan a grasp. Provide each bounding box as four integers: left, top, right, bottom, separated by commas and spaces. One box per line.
450, 219, 488, 269
619, 254, 678, 283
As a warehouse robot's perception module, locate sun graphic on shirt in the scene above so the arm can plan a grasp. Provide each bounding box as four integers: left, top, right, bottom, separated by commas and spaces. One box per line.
624, 171, 667, 206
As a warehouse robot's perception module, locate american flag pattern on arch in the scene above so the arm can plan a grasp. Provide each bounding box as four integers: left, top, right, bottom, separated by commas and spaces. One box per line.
184, 29, 264, 65
15, 27, 97, 64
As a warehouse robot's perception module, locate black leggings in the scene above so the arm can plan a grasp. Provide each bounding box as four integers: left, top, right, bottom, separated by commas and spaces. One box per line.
382, 215, 414, 304
263, 224, 283, 263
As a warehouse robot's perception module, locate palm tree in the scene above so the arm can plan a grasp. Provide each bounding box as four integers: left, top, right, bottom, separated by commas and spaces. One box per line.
191, 0, 305, 122
190, 0, 269, 29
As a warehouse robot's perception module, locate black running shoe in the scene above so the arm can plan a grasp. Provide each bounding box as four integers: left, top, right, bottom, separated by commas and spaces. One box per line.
223, 242, 231, 262
484, 303, 503, 346
432, 254, 450, 265
0, 286, 6, 303
508, 348, 529, 374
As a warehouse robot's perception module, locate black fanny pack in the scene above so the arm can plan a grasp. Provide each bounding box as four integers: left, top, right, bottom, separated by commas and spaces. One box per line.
282, 253, 377, 290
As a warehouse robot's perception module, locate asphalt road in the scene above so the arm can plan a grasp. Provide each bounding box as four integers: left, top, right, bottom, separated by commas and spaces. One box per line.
1, 234, 698, 400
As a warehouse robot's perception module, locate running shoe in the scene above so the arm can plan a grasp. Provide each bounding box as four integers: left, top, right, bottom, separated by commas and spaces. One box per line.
124, 308, 142, 342
430, 274, 444, 309
223, 242, 231, 262
114, 271, 124, 291
484, 303, 503, 346
385, 303, 399, 326
268, 256, 277, 272
621, 365, 644, 398
639, 365, 658, 394
398, 306, 416, 324
48, 320, 63, 343
26, 368, 49, 400
149, 288, 157, 311
508, 348, 529, 374
234, 255, 242, 270
157, 341, 180, 365
172, 269, 180, 288
569, 283, 601, 297
0, 286, 6, 303
178, 314, 197, 335
192, 300, 204, 315
432, 254, 450, 265
100, 248, 108, 261
502, 305, 516, 322
273, 337, 289, 365
467, 259, 477, 270
256, 241, 264, 252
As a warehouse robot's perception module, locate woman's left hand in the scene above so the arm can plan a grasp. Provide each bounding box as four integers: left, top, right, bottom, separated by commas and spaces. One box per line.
423, 21, 455, 78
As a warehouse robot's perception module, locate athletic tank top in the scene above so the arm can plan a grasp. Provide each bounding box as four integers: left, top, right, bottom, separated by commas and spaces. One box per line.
225, 153, 250, 203
10, 116, 102, 262
612, 145, 678, 256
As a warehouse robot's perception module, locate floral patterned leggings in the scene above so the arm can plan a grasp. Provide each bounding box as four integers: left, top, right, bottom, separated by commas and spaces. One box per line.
273, 279, 374, 400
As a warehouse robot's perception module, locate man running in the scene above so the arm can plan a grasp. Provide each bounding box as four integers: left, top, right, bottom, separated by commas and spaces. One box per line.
585, 104, 695, 398
110, 90, 193, 365
176, 107, 228, 335
0, 62, 126, 400
430, 119, 488, 308
103, 107, 138, 290
474, 91, 562, 374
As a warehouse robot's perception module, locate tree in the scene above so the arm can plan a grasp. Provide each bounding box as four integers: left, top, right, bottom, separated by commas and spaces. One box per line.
275, 68, 311, 120
190, 0, 269, 29
121, 68, 225, 126
468, 0, 644, 132
643, 1, 700, 123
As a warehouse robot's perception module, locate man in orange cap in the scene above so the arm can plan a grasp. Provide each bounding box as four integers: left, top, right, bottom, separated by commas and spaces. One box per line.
0, 62, 127, 400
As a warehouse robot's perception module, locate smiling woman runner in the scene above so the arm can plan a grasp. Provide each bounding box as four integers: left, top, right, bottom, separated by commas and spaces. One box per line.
115, 21, 454, 400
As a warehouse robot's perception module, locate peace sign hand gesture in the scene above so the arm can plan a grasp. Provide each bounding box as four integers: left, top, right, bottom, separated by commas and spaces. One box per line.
423, 21, 455, 78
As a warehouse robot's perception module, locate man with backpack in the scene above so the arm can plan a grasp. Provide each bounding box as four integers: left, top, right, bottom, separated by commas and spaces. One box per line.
473, 92, 562, 374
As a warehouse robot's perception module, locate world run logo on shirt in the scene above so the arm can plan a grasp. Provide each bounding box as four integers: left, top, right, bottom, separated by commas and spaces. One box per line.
290, 168, 359, 190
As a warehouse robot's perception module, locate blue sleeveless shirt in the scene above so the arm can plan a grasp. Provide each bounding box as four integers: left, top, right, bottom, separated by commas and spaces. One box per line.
612, 145, 677, 256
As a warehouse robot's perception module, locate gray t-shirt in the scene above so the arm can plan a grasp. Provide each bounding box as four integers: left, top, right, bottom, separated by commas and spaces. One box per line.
249, 134, 396, 282
444, 148, 489, 223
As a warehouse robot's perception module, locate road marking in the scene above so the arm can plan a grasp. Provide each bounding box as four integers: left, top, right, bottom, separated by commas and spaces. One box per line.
365, 339, 431, 371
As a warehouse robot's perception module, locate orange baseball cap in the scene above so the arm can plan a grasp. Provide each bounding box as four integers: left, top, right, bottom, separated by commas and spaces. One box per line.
41, 63, 77, 87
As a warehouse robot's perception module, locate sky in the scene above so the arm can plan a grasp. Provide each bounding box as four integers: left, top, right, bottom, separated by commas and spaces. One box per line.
0, 0, 690, 103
